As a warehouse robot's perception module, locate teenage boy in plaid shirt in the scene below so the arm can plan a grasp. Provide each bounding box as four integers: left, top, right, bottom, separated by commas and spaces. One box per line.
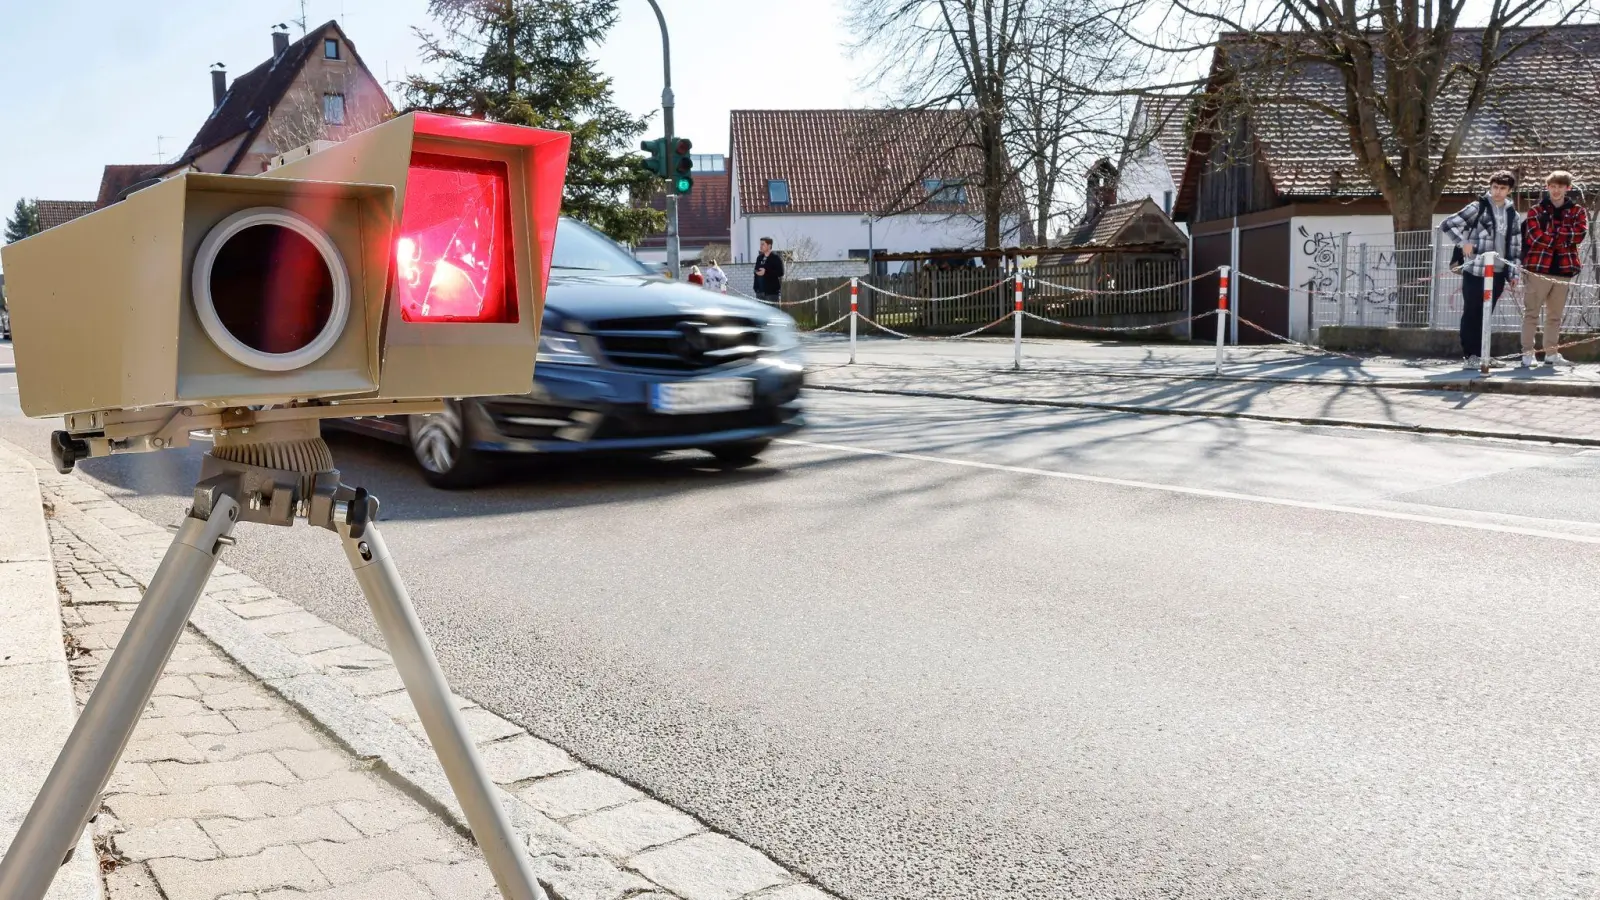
1520, 170, 1590, 367
1440, 171, 1522, 368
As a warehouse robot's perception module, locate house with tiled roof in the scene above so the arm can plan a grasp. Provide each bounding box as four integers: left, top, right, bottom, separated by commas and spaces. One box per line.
1177, 25, 1600, 343
634, 154, 733, 265
1115, 95, 1194, 216
35, 201, 97, 232
159, 22, 392, 179
728, 109, 1025, 268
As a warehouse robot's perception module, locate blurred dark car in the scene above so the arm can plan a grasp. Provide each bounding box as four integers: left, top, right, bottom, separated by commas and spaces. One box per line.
333, 218, 805, 487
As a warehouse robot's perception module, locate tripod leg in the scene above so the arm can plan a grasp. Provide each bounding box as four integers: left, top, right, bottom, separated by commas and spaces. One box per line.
339, 521, 546, 900
0, 496, 239, 900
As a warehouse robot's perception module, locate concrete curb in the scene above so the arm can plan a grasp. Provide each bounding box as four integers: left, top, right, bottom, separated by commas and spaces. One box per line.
8, 438, 837, 900
805, 383, 1600, 448
0, 443, 103, 900
812, 360, 1600, 398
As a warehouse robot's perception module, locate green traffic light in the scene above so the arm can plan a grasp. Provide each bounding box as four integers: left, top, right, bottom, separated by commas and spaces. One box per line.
674, 177, 692, 193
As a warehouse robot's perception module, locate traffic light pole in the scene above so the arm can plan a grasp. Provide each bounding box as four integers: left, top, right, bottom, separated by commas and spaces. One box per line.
644, 0, 680, 277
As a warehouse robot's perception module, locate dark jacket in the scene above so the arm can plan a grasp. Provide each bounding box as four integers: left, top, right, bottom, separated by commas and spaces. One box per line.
754, 252, 785, 295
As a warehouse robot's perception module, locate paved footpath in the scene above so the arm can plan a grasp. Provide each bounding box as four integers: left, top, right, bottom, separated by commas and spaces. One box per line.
802, 334, 1600, 397
0, 436, 834, 900
804, 337, 1600, 444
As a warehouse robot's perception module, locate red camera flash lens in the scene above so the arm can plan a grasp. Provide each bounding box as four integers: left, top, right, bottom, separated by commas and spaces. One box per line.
396, 153, 518, 323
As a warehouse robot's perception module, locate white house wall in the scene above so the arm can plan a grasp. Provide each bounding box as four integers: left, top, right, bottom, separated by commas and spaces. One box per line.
1117, 144, 1177, 215
730, 212, 1018, 265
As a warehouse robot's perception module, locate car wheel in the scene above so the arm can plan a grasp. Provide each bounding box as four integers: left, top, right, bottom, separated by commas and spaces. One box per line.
408, 402, 495, 488
707, 440, 771, 466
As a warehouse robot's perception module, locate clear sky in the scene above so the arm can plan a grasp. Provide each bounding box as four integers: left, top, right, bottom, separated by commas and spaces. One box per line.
0, 0, 866, 226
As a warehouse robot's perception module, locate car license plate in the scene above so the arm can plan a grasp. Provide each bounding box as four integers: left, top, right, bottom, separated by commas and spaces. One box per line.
651, 379, 754, 414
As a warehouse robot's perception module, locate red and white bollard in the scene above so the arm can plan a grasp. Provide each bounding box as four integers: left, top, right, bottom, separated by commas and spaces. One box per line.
849, 276, 859, 365
1479, 252, 1496, 375
1215, 266, 1230, 375
1013, 271, 1024, 371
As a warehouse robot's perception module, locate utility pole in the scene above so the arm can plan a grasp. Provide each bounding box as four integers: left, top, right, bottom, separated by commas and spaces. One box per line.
643, 0, 679, 277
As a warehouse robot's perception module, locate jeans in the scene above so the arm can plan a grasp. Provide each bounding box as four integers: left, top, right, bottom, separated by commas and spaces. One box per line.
1459, 271, 1508, 357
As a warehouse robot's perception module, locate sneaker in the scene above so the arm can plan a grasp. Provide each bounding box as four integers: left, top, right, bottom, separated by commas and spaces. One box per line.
1521, 353, 1536, 368
1547, 352, 1570, 367
1464, 355, 1482, 370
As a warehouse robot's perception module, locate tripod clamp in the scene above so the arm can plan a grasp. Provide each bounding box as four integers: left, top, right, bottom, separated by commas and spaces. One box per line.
189, 457, 379, 537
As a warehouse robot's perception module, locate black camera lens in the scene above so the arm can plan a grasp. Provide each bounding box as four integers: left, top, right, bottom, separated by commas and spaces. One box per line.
207, 223, 336, 355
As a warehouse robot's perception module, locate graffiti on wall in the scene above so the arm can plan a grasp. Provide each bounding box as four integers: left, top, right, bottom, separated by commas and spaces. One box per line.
1297, 225, 1400, 311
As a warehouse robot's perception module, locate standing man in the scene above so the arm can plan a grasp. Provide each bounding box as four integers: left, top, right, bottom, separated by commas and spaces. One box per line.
1520, 171, 1589, 367
754, 237, 785, 302
1440, 171, 1523, 369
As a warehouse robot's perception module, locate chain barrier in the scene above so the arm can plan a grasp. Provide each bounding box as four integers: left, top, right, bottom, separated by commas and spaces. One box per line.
856, 313, 1015, 341
1232, 316, 1367, 361
801, 312, 855, 334
857, 278, 1015, 303
1029, 267, 1221, 296
1020, 309, 1216, 334
732, 281, 854, 307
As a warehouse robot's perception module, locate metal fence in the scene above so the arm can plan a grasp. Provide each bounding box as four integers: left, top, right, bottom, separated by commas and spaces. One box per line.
778, 257, 1188, 332
1310, 227, 1600, 334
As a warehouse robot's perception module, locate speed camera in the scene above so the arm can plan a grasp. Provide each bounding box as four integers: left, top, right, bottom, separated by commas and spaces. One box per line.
0, 112, 571, 465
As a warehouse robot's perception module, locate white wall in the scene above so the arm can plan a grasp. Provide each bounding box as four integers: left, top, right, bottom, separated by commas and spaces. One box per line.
1117, 144, 1177, 214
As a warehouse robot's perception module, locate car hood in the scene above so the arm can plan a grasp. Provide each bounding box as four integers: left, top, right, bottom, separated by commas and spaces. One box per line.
543, 274, 779, 324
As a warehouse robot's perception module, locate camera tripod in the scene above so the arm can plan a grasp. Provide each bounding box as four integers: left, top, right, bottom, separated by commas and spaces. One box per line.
0, 420, 548, 900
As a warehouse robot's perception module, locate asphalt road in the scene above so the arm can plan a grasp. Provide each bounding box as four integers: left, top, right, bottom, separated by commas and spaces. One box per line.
7, 338, 1600, 899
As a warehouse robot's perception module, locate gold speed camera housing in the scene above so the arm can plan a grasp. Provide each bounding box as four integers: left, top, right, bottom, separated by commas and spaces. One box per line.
0, 112, 571, 465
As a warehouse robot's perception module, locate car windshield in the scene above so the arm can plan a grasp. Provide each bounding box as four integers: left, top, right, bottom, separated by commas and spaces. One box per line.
550, 219, 651, 276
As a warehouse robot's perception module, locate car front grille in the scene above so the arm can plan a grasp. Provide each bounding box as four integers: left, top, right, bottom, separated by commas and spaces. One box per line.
588, 315, 764, 371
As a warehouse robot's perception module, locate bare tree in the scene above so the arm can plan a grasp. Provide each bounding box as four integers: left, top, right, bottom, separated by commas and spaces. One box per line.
1007, 3, 1149, 242
847, 0, 1037, 248
1145, 0, 1599, 234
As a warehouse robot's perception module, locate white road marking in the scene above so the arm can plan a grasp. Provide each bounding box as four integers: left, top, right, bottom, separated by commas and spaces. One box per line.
780, 437, 1600, 545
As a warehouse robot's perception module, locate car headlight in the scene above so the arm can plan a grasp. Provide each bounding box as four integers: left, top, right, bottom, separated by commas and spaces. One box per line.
537, 330, 596, 366
761, 318, 800, 352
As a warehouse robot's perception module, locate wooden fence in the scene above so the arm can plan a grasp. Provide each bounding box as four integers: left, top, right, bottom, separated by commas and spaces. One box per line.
778, 256, 1188, 334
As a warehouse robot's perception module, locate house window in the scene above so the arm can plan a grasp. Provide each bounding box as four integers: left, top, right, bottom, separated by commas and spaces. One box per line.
923, 178, 968, 205
324, 38, 340, 59
323, 93, 346, 125
767, 179, 790, 206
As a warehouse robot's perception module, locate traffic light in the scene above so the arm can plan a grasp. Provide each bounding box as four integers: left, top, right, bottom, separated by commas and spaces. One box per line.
640, 137, 668, 179
0, 111, 571, 432
669, 137, 694, 195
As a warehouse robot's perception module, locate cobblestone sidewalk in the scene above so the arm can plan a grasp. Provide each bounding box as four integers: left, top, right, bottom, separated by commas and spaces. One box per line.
25, 448, 835, 900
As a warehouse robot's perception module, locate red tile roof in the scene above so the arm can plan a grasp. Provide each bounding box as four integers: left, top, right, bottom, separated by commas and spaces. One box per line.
637, 167, 732, 248
731, 109, 1007, 216
96, 165, 164, 208
1180, 26, 1600, 208
35, 201, 97, 231
1129, 95, 1194, 188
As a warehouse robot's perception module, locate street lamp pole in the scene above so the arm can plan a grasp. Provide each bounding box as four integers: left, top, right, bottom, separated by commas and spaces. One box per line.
643, 0, 679, 277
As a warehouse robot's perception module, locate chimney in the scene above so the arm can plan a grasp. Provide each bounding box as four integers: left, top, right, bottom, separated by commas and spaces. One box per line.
272, 27, 290, 57
210, 65, 227, 109
1086, 159, 1120, 218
